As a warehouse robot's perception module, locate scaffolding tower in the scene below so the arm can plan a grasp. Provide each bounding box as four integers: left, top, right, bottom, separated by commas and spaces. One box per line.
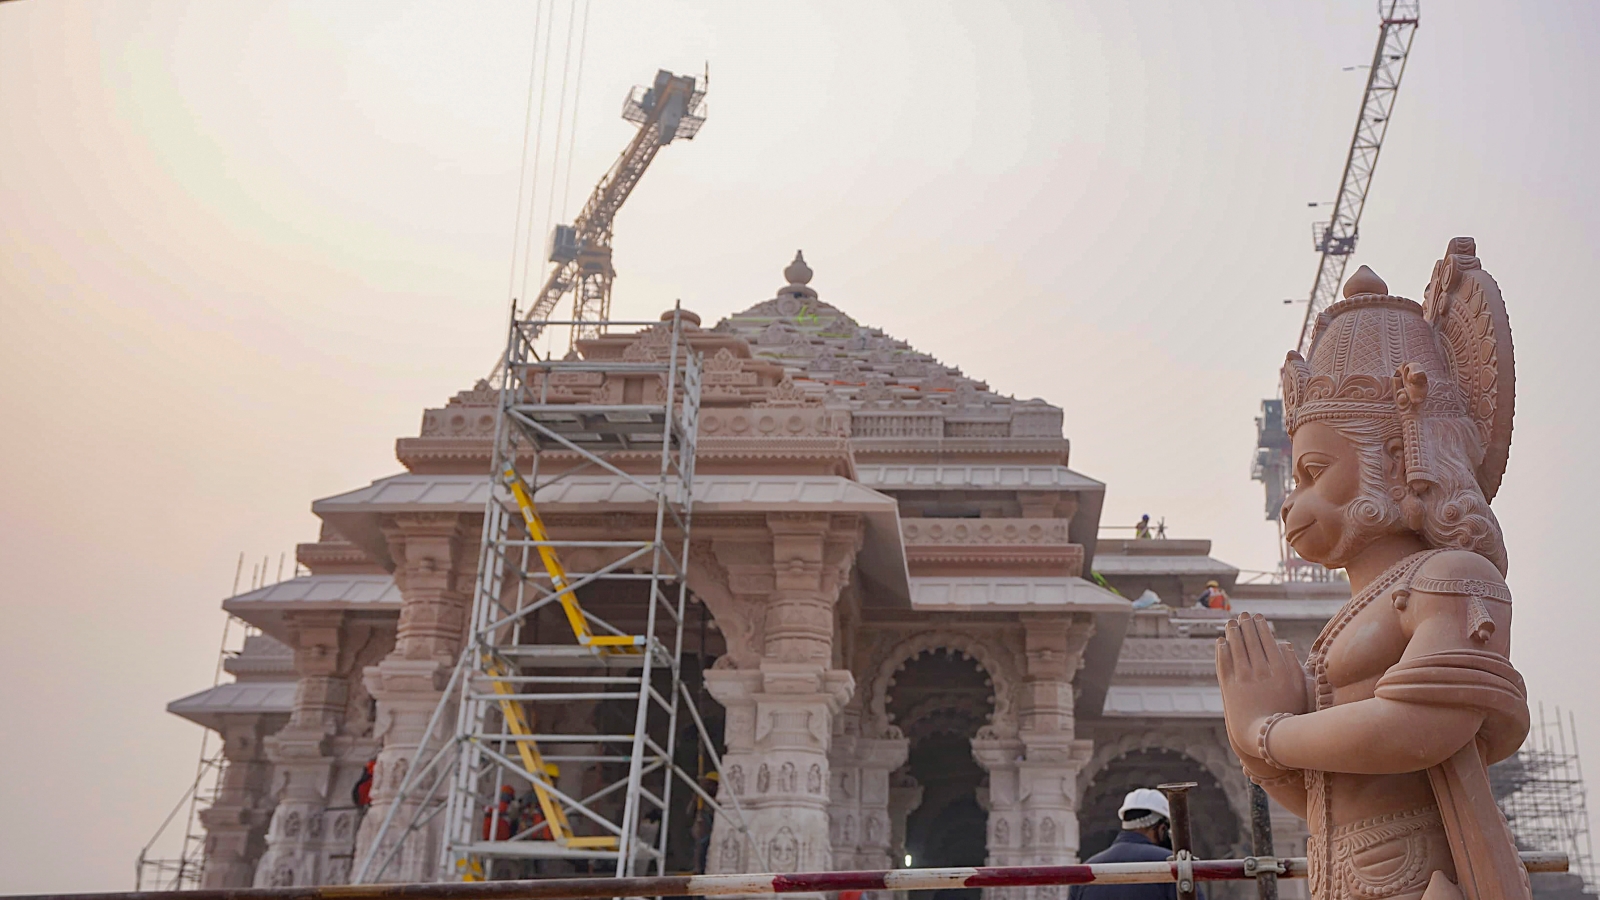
137, 553, 261, 891
136, 614, 246, 891
1494, 705, 1598, 891
356, 309, 756, 885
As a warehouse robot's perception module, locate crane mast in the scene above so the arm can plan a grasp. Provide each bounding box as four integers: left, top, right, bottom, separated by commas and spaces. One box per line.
1296, 1, 1420, 354
526, 69, 706, 349
1252, 1, 1419, 580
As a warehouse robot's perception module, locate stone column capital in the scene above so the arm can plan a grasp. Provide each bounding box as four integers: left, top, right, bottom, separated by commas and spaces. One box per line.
845, 735, 909, 772
1019, 613, 1096, 681
972, 734, 1027, 767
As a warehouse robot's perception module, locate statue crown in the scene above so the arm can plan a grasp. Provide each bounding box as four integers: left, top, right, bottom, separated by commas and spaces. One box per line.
1281, 239, 1516, 501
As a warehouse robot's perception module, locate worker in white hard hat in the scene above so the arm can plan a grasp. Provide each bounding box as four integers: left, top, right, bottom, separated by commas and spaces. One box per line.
1068, 788, 1195, 900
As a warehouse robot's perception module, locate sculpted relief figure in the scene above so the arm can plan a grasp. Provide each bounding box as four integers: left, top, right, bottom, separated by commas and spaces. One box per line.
1219, 239, 1529, 900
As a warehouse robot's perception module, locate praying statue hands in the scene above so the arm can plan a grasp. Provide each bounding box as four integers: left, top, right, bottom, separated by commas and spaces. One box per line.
1217, 613, 1307, 766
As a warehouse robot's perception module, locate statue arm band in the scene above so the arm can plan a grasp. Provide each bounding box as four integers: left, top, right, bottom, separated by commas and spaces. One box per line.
1411, 577, 1512, 643
1374, 650, 1529, 764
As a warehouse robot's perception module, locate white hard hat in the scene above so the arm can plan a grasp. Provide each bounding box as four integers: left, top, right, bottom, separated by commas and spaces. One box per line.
1118, 788, 1171, 828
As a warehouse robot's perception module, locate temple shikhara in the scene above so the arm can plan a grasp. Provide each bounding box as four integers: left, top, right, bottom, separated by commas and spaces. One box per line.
169, 254, 1347, 896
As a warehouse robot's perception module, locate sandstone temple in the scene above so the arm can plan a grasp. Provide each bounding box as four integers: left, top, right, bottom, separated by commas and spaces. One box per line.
168, 253, 1346, 896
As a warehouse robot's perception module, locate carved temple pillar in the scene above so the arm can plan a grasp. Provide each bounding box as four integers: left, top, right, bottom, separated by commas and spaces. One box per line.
827, 728, 909, 871
976, 615, 1096, 900
255, 611, 385, 887
199, 717, 280, 888
355, 513, 477, 883
703, 513, 863, 880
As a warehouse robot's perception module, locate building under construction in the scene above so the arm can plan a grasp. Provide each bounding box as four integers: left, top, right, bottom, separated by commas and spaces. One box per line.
142, 22, 1597, 900
1492, 709, 1599, 900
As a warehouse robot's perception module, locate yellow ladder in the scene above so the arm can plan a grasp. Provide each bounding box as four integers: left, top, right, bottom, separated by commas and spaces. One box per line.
501, 463, 641, 655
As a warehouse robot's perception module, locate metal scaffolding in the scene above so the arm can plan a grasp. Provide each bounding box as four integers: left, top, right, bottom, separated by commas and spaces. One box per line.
357, 309, 755, 885
1494, 705, 1597, 892
137, 564, 258, 891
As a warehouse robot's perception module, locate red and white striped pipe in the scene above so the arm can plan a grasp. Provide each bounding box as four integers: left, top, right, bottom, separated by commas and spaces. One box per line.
4, 853, 1567, 900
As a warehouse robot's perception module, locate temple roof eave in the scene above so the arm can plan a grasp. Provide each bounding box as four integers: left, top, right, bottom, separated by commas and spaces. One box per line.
167, 682, 296, 731
1098, 684, 1224, 720
311, 473, 912, 607
858, 463, 1106, 571
221, 573, 402, 643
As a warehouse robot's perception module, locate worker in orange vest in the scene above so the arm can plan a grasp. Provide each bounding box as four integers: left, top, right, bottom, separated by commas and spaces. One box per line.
483, 785, 515, 841
351, 759, 375, 810
1195, 580, 1231, 611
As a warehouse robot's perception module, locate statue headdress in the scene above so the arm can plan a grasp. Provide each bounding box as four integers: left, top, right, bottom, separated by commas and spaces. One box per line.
1281, 237, 1516, 501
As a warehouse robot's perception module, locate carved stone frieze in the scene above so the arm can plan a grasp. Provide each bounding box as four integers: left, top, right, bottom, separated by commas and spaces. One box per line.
1114, 637, 1222, 678
900, 518, 1071, 546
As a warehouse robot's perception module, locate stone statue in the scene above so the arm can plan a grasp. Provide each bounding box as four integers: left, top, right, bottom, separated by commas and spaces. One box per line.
1219, 238, 1529, 900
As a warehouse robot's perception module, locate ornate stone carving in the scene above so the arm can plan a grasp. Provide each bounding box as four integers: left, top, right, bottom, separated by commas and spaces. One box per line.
720, 835, 742, 871
768, 826, 800, 873
900, 519, 1071, 545
864, 631, 1020, 738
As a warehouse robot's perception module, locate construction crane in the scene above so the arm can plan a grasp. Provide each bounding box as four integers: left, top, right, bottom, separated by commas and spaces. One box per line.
1252, 0, 1419, 580
526, 68, 706, 349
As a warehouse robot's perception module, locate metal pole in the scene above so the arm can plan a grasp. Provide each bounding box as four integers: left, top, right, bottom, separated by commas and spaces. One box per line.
8, 854, 1571, 900
1159, 782, 1197, 900
1248, 783, 1279, 900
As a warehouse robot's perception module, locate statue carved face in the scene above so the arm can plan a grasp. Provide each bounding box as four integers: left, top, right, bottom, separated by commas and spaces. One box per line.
1282, 420, 1408, 568
1283, 414, 1508, 573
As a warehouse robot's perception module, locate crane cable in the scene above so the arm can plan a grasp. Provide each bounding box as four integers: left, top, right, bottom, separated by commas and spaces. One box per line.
516, 0, 560, 307
497, 0, 590, 371
560, 0, 594, 223
503, 0, 549, 320
543, 0, 582, 248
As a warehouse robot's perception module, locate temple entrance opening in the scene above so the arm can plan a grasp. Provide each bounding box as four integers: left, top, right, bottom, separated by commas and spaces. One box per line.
887, 646, 994, 892
1078, 748, 1243, 867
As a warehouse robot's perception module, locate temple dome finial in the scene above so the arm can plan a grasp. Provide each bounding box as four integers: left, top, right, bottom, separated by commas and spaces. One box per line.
784, 251, 813, 286
1343, 265, 1388, 298
777, 250, 818, 302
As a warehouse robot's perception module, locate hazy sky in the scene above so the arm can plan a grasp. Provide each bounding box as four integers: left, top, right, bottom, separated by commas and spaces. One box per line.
3, 0, 1599, 891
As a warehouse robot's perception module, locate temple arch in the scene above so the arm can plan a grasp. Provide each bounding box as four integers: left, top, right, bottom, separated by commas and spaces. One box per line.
864, 631, 1020, 739
1076, 729, 1248, 863
886, 647, 997, 881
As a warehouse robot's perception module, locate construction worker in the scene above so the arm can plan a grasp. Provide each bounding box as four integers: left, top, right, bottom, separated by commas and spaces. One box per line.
351, 759, 375, 810
483, 785, 516, 841
1195, 580, 1230, 611
513, 788, 550, 840
690, 772, 719, 874
1068, 788, 1192, 900
1135, 514, 1153, 540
